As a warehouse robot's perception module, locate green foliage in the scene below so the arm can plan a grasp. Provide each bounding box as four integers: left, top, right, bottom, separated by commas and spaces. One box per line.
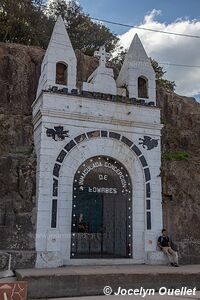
0, 0, 53, 48
0, 0, 118, 53
151, 58, 165, 80
151, 58, 176, 91
48, 0, 118, 55
157, 78, 176, 92
162, 151, 190, 161
111, 46, 127, 70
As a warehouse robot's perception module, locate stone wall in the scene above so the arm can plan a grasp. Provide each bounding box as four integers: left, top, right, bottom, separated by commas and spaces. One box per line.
157, 88, 200, 264
0, 43, 43, 269
0, 42, 199, 269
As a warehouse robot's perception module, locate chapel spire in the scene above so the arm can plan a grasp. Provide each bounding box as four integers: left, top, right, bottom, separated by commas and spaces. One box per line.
36, 16, 77, 98
126, 33, 149, 62
117, 34, 156, 103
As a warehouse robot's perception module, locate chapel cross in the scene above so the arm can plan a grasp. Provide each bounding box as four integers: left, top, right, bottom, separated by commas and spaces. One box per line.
94, 45, 110, 68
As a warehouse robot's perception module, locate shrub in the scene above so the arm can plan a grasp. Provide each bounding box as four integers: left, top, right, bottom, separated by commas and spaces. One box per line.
162, 151, 190, 161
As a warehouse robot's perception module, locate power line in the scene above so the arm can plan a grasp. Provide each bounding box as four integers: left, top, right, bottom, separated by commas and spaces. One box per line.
92, 17, 200, 68
159, 62, 200, 68
91, 17, 200, 39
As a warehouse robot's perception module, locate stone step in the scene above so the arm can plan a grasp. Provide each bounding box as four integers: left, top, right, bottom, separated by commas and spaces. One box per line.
15, 264, 200, 299
34, 291, 200, 300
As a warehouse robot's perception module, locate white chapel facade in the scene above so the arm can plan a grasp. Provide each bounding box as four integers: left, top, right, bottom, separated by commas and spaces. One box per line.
32, 16, 164, 268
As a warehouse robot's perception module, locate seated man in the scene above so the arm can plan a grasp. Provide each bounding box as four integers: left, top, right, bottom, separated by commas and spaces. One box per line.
157, 229, 179, 267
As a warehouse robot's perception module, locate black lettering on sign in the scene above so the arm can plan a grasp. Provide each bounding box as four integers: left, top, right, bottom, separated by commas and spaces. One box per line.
99, 174, 108, 181
74, 156, 131, 195
88, 187, 117, 194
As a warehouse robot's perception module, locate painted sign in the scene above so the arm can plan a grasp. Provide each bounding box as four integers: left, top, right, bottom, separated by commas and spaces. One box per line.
0, 282, 27, 300
75, 156, 130, 195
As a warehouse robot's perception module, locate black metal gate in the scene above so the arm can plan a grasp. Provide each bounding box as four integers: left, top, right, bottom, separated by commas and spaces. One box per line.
71, 156, 132, 258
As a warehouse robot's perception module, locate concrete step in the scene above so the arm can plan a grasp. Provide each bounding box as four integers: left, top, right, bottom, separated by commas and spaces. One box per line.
15, 264, 200, 299
0, 276, 16, 283
35, 292, 200, 300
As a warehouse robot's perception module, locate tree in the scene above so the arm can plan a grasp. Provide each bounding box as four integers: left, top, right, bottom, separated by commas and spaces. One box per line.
111, 45, 127, 71
48, 0, 119, 55
0, 0, 53, 48
151, 59, 165, 79
0, 0, 118, 53
151, 59, 176, 91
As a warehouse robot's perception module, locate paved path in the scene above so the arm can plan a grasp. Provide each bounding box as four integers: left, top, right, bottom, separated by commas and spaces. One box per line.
0, 276, 16, 283
39, 292, 200, 300
1, 266, 200, 299
16, 264, 200, 277
14, 265, 200, 299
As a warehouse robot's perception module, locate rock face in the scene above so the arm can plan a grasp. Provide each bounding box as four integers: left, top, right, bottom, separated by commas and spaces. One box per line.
157, 89, 200, 264
0, 43, 199, 269
0, 43, 44, 269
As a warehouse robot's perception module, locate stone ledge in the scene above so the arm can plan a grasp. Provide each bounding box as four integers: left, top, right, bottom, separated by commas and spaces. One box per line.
43, 88, 156, 107
146, 251, 169, 265
15, 265, 200, 299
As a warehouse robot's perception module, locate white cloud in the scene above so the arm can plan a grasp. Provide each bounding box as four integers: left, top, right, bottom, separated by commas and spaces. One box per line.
119, 10, 200, 98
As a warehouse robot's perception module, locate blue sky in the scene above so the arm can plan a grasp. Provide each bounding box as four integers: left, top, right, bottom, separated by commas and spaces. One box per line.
78, 0, 200, 35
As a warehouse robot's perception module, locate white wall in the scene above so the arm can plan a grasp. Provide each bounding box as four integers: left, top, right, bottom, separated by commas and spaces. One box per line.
33, 92, 163, 268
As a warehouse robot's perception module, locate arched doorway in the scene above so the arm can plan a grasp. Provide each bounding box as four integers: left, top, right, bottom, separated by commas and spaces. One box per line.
71, 156, 132, 259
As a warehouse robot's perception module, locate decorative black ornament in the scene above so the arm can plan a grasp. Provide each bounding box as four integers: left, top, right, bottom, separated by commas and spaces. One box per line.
46, 126, 69, 141
139, 136, 158, 150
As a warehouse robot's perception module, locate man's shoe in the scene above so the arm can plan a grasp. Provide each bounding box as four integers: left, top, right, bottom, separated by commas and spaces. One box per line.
170, 263, 174, 266
174, 263, 179, 267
